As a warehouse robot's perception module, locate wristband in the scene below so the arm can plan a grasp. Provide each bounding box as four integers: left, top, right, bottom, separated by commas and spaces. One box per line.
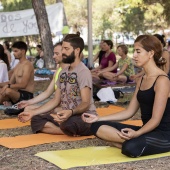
70, 109, 74, 116
8, 84, 11, 88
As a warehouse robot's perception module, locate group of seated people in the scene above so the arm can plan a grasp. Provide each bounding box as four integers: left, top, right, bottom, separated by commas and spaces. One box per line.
92, 42, 135, 84
0, 33, 170, 158
91, 40, 137, 84
91, 33, 170, 85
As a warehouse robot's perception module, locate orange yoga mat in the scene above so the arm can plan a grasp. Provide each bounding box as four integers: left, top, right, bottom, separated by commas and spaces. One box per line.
0, 133, 95, 149
0, 120, 142, 149
0, 119, 30, 129
0, 105, 141, 129
96, 105, 125, 116
0, 105, 125, 129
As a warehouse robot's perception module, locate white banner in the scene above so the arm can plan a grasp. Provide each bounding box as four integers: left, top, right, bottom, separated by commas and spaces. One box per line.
0, 3, 63, 38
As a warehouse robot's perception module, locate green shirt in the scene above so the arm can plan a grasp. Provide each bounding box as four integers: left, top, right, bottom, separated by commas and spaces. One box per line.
118, 56, 135, 77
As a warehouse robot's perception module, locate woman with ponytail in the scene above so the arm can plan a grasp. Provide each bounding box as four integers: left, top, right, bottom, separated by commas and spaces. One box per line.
82, 35, 170, 158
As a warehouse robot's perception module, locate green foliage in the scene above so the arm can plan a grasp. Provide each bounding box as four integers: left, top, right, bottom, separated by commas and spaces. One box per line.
62, 0, 87, 31
1, 0, 170, 43
92, 0, 120, 39
143, 0, 170, 25
1, 0, 32, 11
144, 3, 166, 31
122, 6, 146, 35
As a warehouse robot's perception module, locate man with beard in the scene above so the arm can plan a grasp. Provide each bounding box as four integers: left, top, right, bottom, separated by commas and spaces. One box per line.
18, 34, 97, 136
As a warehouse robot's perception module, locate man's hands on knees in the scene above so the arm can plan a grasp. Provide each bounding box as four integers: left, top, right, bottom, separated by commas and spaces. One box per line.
50, 109, 72, 124
82, 113, 99, 123
18, 111, 34, 123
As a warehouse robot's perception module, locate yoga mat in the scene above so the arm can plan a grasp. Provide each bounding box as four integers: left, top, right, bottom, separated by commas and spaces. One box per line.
0, 119, 30, 129
35, 146, 170, 169
96, 105, 143, 126
0, 120, 142, 149
0, 105, 125, 129
0, 133, 95, 149
96, 105, 125, 116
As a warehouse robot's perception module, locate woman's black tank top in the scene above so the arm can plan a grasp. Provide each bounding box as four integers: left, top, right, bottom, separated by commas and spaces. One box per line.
137, 75, 170, 131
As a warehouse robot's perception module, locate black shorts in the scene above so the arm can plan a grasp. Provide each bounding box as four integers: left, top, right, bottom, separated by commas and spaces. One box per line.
126, 76, 134, 83
31, 114, 93, 136
11, 90, 33, 104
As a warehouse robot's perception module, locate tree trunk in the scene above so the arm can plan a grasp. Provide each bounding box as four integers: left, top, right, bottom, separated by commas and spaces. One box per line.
32, 0, 54, 69
25, 36, 32, 56
56, 0, 68, 26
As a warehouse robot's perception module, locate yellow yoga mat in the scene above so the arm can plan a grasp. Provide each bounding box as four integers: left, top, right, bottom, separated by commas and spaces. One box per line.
0, 118, 30, 129
35, 146, 170, 169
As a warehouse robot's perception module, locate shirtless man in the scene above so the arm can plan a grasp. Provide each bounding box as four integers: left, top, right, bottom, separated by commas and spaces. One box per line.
0, 41, 34, 114
18, 42, 68, 111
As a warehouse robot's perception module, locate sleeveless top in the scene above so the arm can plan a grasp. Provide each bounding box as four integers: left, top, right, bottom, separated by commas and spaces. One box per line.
137, 75, 170, 131
54, 67, 62, 90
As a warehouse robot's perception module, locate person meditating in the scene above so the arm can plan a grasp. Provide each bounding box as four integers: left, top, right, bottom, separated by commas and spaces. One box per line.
82, 35, 170, 157
18, 34, 97, 137
97, 44, 135, 84
91, 40, 117, 81
0, 41, 34, 115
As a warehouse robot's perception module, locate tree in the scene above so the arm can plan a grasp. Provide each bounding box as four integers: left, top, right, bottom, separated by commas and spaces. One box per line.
93, 0, 120, 39
143, 0, 170, 25
1, 0, 32, 12
56, 0, 68, 26
122, 6, 146, 35
32, 0, 54, 69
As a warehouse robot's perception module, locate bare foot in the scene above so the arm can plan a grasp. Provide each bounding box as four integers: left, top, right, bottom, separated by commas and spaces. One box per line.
3, 101, 12, 107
